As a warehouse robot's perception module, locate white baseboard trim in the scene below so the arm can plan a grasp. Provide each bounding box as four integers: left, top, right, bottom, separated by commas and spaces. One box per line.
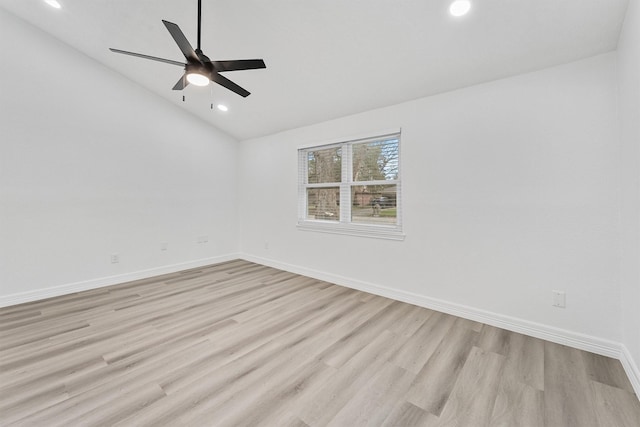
0, 253, 241, 308
620, 345, 640, 398
241, 254, 625, 360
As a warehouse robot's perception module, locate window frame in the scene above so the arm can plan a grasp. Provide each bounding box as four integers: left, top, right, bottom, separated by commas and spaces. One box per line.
297, 131, 404, 240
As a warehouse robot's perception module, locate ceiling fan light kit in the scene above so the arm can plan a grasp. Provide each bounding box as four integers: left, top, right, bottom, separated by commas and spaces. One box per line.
186, 64, 210, 87
109, 0, 265, 97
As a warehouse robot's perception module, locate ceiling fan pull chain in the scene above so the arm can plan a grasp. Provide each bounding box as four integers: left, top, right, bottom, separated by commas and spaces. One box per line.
182, 74, 186, 102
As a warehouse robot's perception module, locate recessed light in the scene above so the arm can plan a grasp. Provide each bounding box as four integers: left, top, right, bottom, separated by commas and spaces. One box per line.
449, 0, 471, 17
216, 104, 228, 112
44, 0, 62, 9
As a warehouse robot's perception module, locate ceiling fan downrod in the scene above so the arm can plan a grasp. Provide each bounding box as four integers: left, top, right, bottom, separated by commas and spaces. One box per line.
197, 0, 202, 52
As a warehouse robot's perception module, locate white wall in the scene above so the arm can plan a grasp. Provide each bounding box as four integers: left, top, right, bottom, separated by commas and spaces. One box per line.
239, 53, 623, 346
617, 0, 640, 384
0, 9, 240, 302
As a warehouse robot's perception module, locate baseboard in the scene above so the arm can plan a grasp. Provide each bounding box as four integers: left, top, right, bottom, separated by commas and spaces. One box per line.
620, 345, 640, 397
241, 254, 624, 360
0, 253, 241, 308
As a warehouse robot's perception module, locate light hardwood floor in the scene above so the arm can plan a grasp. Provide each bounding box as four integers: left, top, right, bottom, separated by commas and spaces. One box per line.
1, 260, 639, 426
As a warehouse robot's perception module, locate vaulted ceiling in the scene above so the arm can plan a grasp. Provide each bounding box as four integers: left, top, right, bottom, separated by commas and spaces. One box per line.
0, 0, 630, 140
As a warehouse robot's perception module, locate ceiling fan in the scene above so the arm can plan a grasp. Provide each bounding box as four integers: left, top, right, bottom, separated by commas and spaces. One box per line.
109, 0, 265, 97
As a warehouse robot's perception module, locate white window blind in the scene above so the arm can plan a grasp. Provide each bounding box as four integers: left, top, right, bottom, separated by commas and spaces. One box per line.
298, 132, 404, 240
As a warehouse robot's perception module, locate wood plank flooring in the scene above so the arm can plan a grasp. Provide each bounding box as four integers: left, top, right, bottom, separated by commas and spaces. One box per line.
1, 259, 639, 426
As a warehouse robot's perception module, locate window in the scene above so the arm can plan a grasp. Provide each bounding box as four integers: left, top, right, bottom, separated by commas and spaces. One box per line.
298, 131, 403, 240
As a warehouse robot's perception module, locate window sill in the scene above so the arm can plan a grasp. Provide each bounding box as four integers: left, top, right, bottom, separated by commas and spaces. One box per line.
297, 220, 405, 241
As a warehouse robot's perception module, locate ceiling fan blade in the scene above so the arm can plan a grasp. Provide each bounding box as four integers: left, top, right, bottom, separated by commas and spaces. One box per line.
172, 74, 189, 90
211, 59, 266, 72
162, 20, 200, 63
210, 72, 251, 97
109, 48, 185, 67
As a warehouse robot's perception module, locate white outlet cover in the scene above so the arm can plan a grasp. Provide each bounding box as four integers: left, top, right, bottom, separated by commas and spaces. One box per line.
552, 290, 566, 308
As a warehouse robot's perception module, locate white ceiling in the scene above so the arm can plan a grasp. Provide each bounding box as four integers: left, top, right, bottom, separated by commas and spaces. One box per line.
0, 0, 630, 140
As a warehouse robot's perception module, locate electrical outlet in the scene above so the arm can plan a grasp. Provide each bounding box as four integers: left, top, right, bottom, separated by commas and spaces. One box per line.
552, 290, 566, 308
110, 253, 119, 264
161, 242, 168, 251
264, 241, 269, 250
197, 235, 209, 244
